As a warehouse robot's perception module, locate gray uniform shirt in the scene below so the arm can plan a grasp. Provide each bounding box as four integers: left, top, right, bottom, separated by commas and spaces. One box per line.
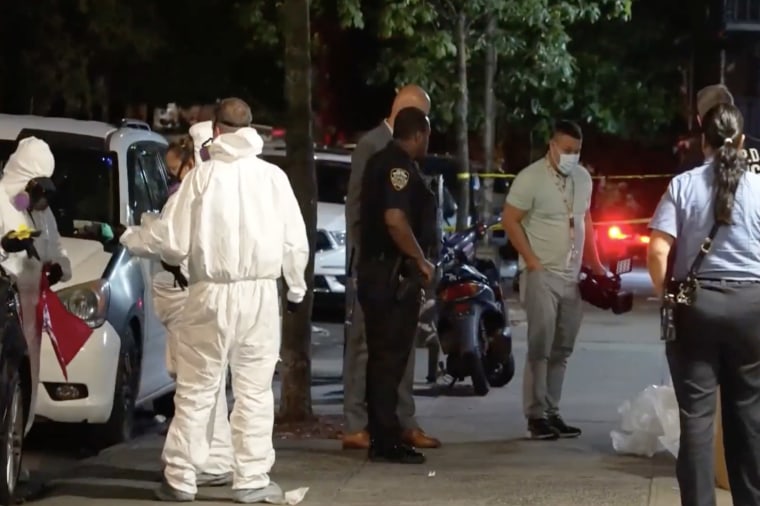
506, 157, 593, 281
345, 121, 392, 273
649, 160, 760, 280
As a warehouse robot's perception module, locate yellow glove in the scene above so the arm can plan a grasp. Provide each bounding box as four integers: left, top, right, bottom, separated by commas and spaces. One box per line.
7, 224, 41, 240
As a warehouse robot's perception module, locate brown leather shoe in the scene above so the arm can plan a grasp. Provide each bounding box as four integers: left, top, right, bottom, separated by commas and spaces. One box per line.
341, 430, 370, 450
402, 428, 441, 449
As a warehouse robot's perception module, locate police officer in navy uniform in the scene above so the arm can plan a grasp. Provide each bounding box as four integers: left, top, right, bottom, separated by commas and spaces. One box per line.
696, 84, 760, 173
358, 106, 437, 464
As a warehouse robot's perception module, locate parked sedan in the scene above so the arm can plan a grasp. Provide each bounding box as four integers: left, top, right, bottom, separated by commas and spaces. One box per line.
260, 148, 351, 310
0, 115, 175, 447
312, 200, 347, 310
0, 263, 30, 503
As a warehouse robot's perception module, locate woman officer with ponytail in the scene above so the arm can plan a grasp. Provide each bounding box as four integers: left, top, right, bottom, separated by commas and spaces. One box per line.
648, 103, 760, 506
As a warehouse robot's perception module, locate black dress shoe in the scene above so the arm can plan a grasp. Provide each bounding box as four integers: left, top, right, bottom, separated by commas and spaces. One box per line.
369, 443, 426, 464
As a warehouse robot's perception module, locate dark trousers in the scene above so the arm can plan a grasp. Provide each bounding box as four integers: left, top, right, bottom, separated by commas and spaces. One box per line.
668, 280, 760, 506
357, 258, 421, 448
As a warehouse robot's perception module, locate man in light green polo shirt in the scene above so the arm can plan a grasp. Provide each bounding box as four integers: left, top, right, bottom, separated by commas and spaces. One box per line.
502, 120, 606, 440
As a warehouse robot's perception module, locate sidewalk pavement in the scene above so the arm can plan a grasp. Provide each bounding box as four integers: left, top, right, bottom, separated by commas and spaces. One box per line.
33, 303, 734, 505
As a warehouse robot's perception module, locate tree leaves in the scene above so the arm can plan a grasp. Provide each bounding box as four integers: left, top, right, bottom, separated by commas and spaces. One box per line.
362, 0, 655, 137
1, 0, 164, 117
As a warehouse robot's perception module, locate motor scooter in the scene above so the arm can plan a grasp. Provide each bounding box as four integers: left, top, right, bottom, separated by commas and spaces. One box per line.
435, 216, 514, 396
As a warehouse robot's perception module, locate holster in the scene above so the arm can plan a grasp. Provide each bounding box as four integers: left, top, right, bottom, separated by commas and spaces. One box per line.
660, 278, 700, 342
394, 257, 423, 302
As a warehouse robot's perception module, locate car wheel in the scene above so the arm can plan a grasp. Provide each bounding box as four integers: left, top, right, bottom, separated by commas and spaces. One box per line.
0, 365, 24, 505
95, 326, 139, 449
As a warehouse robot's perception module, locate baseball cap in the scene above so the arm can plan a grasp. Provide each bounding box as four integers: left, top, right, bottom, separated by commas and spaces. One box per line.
696, 84, 734, 119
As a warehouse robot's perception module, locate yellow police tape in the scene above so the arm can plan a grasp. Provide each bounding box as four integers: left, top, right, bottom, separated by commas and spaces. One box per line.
456, 172, 676, 181
442, 217, 651, 233
444, 172, 666, 232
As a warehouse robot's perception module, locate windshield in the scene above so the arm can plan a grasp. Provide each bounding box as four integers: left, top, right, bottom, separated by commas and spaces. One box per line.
261, 155, 350, 204
0, 140, 119, 244
315, 160, 349, 204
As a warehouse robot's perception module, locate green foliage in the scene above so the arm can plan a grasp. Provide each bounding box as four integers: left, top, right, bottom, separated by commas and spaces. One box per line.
354, 0, 683, 140
238, 0, 367, 51
563, 2, 686, 140
1, 0, 163, 117
237, 0, 668, 140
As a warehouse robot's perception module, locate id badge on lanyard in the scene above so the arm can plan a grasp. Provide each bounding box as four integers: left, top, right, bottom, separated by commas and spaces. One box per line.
567, 216, 578, 267
552, 169, 577, 268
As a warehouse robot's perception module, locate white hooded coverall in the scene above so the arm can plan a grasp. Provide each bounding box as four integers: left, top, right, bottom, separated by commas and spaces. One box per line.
0, 137, 72, 433
119, 121, 233, 475
156, 126, 309, 494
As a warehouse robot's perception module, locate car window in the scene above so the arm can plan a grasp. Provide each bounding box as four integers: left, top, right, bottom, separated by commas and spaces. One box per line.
315, 160, 349, 204
260, 154, 350, 204
0, 145, 11, 176
137, 144, 169, 209
0, 139, 119, 242
316, 230, 332, 252
127, 144, 157, 220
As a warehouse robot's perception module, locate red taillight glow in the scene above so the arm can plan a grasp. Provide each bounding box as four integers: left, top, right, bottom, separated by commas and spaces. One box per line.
603, 224, 649, 245
454, 302, 470, 314
440, 282, 481, 302
272, 128, 286, 138
608, 225, 628, 240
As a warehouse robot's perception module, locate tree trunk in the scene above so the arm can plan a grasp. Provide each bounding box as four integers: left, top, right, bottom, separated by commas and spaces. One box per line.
278, 0, 316, 423
481, 12, 498, 242
454, 11, 470, 232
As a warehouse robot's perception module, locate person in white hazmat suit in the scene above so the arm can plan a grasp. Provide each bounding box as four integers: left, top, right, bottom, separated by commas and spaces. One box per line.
119, 121, 234, 486
0, 137, 72, 481
153, 98, 309, 503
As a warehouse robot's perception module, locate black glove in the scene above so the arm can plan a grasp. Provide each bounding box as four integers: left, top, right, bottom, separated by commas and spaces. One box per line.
1, 231, 34, 253
161, 261, 188, 290
46, 263, 64, 286
114, 224, 127, 241
286, 301, 300, 314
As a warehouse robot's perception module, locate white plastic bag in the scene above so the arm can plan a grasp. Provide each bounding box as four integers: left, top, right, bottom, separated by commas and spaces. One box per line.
610, 384, 679, 457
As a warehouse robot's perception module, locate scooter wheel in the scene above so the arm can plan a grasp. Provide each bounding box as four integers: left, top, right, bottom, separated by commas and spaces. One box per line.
486, 352, 515, 387
466, 351, 489, 396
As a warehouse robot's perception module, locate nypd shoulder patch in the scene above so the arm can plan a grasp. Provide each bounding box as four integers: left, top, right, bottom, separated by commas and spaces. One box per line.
389, 168, 410, 191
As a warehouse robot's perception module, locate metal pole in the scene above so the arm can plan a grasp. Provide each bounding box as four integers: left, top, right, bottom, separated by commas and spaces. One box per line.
720, 49, 727, 84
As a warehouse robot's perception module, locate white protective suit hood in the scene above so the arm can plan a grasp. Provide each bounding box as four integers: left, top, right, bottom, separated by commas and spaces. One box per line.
189, 121, 214, 167
0, 136, 68, 436
2, 137, 55, 196
207, 127, 264, 162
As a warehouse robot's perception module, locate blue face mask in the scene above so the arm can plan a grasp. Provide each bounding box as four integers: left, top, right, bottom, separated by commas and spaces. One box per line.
557, 153, 580, 175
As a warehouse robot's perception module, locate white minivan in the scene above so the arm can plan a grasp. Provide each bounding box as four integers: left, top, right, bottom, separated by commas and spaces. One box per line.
0, 115, 175, 447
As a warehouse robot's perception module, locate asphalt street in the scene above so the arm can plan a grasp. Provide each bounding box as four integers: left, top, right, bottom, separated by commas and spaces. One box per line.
22, 268, 664, 493
23, 270, 706, 506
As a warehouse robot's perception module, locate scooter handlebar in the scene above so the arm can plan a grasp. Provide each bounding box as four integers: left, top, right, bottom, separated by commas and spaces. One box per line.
439, 216, 500, 268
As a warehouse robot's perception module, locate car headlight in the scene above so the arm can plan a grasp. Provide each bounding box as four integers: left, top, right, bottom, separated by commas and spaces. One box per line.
328, 230, 346, 246
56, 280, 110, 328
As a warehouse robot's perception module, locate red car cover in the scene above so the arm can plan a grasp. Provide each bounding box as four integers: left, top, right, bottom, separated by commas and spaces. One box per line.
37, 271, 93, 380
